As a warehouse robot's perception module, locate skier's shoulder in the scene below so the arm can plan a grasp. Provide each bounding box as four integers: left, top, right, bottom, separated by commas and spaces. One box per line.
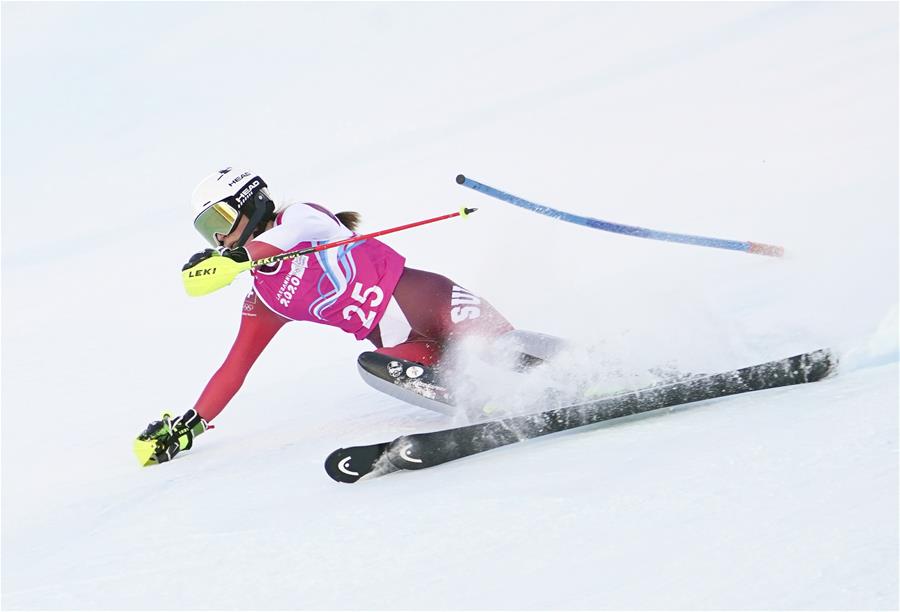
257, 202, 351, 248
277, 202, 342, 227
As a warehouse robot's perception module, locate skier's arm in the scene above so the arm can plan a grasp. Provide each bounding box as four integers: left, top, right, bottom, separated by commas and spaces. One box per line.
192, 294, 288, 422
244, 239, 283, 262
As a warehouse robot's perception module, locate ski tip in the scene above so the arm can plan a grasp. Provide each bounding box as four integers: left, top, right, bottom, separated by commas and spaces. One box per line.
455, 174, 466, 185
324, 448, 358, 483
324, 443, 390, 484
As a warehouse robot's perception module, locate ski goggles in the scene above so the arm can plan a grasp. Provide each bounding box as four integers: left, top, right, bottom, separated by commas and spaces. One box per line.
193, 201, 239, 247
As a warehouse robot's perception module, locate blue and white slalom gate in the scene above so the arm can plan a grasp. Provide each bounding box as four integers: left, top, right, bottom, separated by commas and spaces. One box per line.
455, 174, 784, 257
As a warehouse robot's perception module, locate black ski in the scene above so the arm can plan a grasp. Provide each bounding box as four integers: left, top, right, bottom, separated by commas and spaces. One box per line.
324, 442, 392, 483
325, 348, 835, 483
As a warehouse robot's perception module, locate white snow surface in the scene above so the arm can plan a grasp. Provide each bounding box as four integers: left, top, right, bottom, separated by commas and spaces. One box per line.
2, 3, 898, 610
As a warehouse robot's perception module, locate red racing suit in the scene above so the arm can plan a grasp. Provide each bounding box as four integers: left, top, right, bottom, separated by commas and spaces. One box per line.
192, 203, 513, 422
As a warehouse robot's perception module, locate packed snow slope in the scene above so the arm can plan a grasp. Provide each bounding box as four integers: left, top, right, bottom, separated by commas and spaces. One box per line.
2, 3, 898, 610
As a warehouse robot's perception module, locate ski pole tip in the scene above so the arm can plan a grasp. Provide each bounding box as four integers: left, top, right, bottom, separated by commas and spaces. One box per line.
455, 174, 466, 185
460, 207, 478, 217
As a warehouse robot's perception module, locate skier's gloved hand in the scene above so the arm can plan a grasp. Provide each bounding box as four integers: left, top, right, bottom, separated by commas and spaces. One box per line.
182, 248, 217, 271
180, 247, 248, 272
181, 247, 253, 297
133, 409, 210, 467
217, 246, 250, 263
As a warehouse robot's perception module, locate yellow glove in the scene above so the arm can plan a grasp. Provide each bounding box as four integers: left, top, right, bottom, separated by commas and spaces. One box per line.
181, 248, 253, 297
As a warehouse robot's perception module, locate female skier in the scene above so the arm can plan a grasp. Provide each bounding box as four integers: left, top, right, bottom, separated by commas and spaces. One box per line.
135, 167, 552, 466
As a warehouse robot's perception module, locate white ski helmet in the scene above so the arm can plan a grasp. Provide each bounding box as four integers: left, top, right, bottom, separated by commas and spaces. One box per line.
190, 167, 276, 247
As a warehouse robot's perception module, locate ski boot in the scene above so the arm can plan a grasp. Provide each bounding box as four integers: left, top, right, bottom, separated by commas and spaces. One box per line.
357, 351, 455, 415
133, 409, 209, 467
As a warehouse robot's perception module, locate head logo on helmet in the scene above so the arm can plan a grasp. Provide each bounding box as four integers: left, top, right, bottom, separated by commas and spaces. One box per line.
228, 172, 252, 188
235, 179, 261, 206
191, 168, 276, 248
